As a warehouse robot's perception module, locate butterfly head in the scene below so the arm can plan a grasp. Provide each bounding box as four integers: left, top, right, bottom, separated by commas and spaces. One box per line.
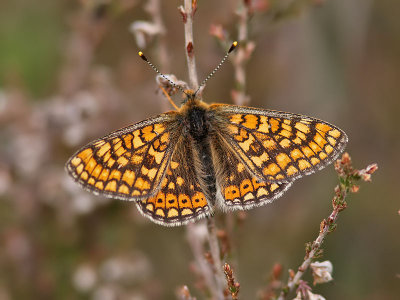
182, 89, 201, 105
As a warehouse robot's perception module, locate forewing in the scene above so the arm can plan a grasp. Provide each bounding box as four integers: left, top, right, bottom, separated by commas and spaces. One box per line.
211, 133, 292, 210
210, 104, 348, 183
65, 112, 181, 200
136, 136, 211, 226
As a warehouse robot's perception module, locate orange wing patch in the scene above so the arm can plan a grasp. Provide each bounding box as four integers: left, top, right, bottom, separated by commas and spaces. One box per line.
66, 113, 180, 200
222, 176, 292, 209
210, 133, 292, 209
210, 104, 348, 183
136, 137, 211, 226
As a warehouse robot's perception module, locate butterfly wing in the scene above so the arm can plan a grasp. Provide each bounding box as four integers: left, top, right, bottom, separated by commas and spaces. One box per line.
65, 112, 182, 200
136, 136, 211, 226
209, 104, 348, 183
210, 133, 292, 210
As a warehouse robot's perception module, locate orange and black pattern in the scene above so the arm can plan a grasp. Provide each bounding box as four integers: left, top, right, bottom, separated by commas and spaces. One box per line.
211, 134, 292, 209
211, 104, 347, 183
66, 113, 181, 200
136, 137, 210, 226
66, 94, 348, 226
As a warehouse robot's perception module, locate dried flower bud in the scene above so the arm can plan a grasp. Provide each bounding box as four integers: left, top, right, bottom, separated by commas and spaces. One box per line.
187, 42, 194, 56
209, 24, 226, 41
130, 21, 162, 48
296, 280, 311, 299
178, 5, 187, 23
156, 74, 188, 96
72, 264, 97, 292
365, 163, 378, 174
252, 0, 270, 12
192, 0, 198, 16
244, 41, 256, 59
357, 163, 378, 182
224, 263, 239, 299
310, 261, 333, 285
361, 173, 371, 182
334, 185, 341, 197
341, 152, 351, 165
272, 263, 282, 280
334, 160, 341, 172
293, 290, 327, 300
224, 262, 233, 275
204, 251, 214, 265
176, 285, 195, 300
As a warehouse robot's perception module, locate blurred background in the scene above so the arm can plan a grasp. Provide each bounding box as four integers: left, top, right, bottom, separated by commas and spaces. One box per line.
0, 0, 398, 299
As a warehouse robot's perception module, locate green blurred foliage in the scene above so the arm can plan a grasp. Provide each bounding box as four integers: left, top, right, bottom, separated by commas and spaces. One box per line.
0, 0, 67, 97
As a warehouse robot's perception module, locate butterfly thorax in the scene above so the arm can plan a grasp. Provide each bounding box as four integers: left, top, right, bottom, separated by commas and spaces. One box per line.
179, 98, 210, 139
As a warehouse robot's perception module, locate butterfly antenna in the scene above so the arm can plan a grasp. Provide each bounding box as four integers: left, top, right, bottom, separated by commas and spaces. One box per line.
194, 41, 238, 96
138, 51, 188, 96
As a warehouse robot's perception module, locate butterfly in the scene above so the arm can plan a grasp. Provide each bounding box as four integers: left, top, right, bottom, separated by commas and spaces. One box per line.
65, 89, 348, 226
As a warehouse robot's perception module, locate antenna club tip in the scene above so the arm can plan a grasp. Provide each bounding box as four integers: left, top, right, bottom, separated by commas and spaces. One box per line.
138, 51, 147, 61
229, 41, 238, 53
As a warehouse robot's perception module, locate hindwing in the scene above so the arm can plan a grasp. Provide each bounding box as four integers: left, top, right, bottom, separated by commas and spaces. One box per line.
136, 136, 211, 226
210, 133, 292, 209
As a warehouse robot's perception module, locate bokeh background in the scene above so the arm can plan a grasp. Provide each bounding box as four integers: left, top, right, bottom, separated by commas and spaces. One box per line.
0, 0, 398, 299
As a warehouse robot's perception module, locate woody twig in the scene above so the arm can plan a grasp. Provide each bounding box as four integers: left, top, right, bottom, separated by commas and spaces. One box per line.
277, 153, 378, 300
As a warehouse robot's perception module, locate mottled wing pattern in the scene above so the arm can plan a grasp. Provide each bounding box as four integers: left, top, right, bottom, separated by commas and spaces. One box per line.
66, 112, 181, 200
136, 137, 211, 226
210, 104, 348, 183
211, 133, 292, 210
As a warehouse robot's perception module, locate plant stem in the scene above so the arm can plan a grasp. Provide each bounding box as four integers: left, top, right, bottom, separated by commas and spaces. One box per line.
145, 0, 169, 71
231, 0, 252, 105
207, 218, 227, 299
182, 0, 199, 89
181, 1, 225, 298
277, 154, 378, 300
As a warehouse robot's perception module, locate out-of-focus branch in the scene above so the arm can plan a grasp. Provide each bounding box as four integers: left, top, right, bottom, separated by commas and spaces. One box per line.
207, 218, 226, 299
185, 223, 219, 297
134, 0, 173, 111
144, 0, 169, 71
209, 1, 256, 105
176, 285, 197, 300
59, 2, 111, 96
277, 153, 378, 300
231, 0, 255, 106
178, 0, 199, 89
